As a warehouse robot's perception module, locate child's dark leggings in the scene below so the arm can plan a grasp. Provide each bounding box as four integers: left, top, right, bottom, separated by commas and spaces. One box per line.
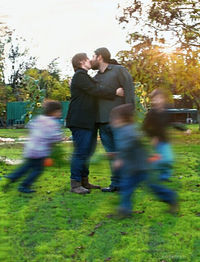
119, 171, 177, 211
7, 158, 44, 188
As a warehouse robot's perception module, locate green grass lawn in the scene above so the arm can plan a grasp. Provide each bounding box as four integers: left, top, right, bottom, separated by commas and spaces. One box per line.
0, 128, 28, 138
0, 127, 199, 262
0, 128, 72, 138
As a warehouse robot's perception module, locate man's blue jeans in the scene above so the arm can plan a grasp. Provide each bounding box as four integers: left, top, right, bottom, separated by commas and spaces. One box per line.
7, 158, 44, 188
120, 171, 177, 212
98, 123, 120, 187
70, 127, 97, 182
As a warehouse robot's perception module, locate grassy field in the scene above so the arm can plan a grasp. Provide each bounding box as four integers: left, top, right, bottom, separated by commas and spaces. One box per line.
0, 128, 72, 138
0, 126, 199, 262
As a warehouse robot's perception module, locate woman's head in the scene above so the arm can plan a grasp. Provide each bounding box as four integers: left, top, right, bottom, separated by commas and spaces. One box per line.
72, 53, 91, 71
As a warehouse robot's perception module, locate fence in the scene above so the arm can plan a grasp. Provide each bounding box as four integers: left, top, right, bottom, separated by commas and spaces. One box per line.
6, 101, 70, 127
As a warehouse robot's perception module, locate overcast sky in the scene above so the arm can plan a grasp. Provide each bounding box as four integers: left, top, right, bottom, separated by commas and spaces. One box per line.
0, 0, 130, 77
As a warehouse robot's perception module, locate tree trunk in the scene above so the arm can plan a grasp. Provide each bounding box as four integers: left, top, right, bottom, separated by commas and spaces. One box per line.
194, 101, 200, 131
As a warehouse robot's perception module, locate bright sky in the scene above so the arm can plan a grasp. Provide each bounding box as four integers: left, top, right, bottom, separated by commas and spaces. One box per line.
0, 0, 129, 77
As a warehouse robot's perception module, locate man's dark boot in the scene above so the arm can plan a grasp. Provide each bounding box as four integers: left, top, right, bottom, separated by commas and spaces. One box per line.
101, 186, 119, 192
82, 177, 101, 189
71, 179, 90, 194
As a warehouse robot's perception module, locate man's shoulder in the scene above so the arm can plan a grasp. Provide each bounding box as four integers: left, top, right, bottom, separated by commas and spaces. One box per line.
73, 69, 87, 77
109, 64, 124, 71
95, 64, 125, 74
71, 69, 91, 83
110, 64, 131, 77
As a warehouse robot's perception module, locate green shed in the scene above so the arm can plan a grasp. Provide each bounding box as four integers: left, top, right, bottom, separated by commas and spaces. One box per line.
6, 101, 69, 127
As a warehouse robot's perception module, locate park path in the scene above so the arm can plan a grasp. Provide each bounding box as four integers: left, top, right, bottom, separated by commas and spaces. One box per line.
0, 136, 73, 165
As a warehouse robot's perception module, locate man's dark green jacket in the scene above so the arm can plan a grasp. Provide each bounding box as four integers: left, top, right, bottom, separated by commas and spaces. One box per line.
94, 64, 135, 123
66, 68, 115, 130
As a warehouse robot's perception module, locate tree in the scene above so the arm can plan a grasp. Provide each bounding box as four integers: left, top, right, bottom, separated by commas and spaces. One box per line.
0, 29, 5, 83
117, 0, 200, 49
47, 57, 61, 81
117, 43, 173, 93
6, 31, 36, 100
117, 0, 200, 128
117, 45, 200, 128
21, 75, 45, 123
0, 22, 11, 83
0, 24, 15, 120
24, 68, 70, 101
170, 49, 200, 128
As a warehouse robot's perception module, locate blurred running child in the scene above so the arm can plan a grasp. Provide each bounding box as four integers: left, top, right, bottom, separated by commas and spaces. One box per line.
143, 88, 190, 181
0, 100, 63, 193
110, 104, 178, 217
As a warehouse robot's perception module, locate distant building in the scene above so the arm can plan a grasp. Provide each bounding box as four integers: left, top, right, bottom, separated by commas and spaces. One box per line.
167, 108, 198, 124
170, 95, 198, 123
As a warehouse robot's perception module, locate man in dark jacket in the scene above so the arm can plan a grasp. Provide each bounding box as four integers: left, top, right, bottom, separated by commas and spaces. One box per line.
90, 47, 135, 192
66, 53, 123, 194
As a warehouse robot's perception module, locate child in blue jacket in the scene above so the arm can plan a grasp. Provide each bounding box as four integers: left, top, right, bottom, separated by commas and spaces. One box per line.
143, 88, 190, 181
110, 104, 178, 217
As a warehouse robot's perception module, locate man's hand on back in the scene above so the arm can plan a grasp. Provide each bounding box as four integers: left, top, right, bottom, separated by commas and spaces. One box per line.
116, 87, 124, 97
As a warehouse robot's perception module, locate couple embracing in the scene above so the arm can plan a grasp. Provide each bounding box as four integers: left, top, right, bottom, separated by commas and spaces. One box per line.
66, 47, 135, 194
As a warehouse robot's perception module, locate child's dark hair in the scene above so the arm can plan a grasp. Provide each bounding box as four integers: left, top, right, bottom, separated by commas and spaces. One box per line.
143, 88, 170, 141
143, 110, 169, 142
43, 100, 62, 116
110, 103, 134, 123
